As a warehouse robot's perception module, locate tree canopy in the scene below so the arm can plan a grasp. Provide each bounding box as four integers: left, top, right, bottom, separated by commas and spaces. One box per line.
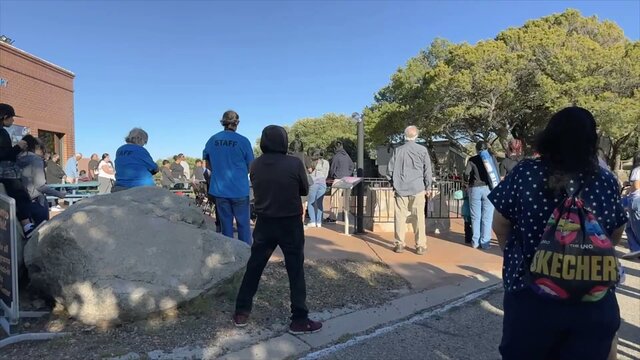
365, 9, 640, 165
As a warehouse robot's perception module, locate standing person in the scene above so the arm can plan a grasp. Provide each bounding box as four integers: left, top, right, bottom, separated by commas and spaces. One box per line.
65, 153, 82, 184
622, 151, 640, 259
307, 149, 330, 228
16, 135, 66, 226
170, 155, 185, 188
160, 160, 176, 189
203, 110, 254, 244
387, 126, 432, 254
97, 153, 115, 194
178, 153, 191, 181
193, 159, 206, 183
88, 153, 100, 180
489, 107, 627, 360
113, 128, 158, 192
233, 125, 322, 334
327, 141, 354, 222
0, 103, 35, 236
45, 153, 66, 184
500, 139, 524, 178
464, 141, 498, 250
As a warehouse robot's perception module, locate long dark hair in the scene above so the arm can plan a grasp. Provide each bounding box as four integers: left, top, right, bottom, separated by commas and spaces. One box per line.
632, 151, 640, 170
535, 107, 599, 191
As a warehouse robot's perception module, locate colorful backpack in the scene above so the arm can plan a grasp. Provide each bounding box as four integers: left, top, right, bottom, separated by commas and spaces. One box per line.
527, 183, 619, 302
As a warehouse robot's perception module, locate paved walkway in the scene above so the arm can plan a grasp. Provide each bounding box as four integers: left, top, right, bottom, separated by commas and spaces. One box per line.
274, 219, 503, 290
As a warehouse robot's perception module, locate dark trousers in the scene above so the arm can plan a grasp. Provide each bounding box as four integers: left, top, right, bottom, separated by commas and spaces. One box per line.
235, 215, 309, 321
29, 197, 49, 227
500, 288, 619, 360
1, 178, 32, 222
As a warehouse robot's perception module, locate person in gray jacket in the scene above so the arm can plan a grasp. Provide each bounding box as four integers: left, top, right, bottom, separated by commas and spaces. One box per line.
16, 135, 66, 226
387, 126, 432, 254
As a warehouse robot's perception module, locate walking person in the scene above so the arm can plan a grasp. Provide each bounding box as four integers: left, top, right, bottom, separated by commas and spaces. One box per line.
113, 128, 158, 192
307, 149, 330, 228
203, 110, 254, 244
97, 153, 115, 194
622, 151, 640, 259
387, 126, 432, 254
489, 107, 627, 360
0, 104, 36, 236
233, 125, 322, 334
464, 141, 499, 250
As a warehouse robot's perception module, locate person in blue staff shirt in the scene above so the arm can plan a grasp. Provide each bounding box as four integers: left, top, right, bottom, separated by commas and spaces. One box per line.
113, 128, 158, 192
203, 110, 254, 244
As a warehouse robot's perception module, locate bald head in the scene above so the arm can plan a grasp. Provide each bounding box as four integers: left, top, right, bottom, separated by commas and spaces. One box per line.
405, 126, 419, 141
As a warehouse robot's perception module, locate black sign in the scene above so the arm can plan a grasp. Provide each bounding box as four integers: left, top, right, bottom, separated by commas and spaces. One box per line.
0, 197, 12, 307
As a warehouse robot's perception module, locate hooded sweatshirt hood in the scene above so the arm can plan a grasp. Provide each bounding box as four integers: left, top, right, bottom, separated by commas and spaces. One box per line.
260, 125, 288, 154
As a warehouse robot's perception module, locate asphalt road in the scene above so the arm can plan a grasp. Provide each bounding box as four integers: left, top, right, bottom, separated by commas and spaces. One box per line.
317, 254, 640, 360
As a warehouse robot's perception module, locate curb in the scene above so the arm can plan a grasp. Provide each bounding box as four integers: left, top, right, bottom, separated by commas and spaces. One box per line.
219, 274, 502, 360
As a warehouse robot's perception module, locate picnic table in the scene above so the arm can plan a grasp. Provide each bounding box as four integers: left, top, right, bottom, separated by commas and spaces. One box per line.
47, 181, 99, 206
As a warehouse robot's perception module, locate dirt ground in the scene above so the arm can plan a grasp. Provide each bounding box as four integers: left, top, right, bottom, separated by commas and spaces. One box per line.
3, 259, 410, 359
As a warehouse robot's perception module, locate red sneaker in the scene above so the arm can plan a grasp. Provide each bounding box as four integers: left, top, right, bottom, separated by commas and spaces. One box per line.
289, 319, 323, 335
232, 312, 249, 327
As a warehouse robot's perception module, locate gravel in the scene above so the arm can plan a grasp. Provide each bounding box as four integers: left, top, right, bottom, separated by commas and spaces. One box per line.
3, 259, 409, 359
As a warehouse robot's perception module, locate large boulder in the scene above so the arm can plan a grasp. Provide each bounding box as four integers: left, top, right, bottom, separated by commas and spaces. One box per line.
24, 187, 250, 325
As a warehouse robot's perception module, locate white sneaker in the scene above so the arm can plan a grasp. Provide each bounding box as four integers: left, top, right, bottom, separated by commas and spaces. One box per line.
315, 223, 322, 228
305, 223, 317, 229
621, 250, 640, 259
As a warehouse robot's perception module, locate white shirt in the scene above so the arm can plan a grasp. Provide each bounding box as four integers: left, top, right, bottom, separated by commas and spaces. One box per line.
180, 160, 191, 180
630, 166, 640, 198
98, 160, 116, 180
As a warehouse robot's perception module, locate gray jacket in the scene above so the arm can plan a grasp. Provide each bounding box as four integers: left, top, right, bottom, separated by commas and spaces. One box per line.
16, 152, 66, 200
387, 141, 433, 196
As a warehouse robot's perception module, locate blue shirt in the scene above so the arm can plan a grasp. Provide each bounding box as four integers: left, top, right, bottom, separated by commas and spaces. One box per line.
488, 159, 627, 293
114, 144, 158, 188
65, 157, 78, 178
203, 130, 254, 198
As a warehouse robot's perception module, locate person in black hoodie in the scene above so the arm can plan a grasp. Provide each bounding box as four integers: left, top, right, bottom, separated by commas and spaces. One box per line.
233, 125, 323, 335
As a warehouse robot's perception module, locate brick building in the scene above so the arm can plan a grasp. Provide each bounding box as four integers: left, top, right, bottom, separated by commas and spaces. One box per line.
0, 41, 75, 162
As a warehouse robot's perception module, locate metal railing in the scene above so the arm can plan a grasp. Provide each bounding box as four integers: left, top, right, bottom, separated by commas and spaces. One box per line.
330, 178, 464, 224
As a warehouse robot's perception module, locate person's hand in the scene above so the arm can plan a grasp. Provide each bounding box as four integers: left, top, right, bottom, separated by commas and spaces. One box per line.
17, 140, 27, 150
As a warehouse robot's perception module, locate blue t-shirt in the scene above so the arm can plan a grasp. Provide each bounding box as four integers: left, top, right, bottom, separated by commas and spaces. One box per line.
65, 157, 78, 178
114, 144, 158, 188
203, 130, 254, 198
488, 159, 628, 293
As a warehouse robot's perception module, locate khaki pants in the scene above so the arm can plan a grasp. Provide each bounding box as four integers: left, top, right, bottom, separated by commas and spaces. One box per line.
394, 191, 427, 248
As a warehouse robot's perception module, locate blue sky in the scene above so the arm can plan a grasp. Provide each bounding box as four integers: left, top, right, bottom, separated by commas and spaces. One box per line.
1, 1, 639, 159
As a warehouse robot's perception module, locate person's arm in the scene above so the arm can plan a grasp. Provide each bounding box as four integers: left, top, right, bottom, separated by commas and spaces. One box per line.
424, 149, 433, 191
298, 160, 310, 197
100, 162, 115, 175
464, 159, 473, 183
244, 139, 254, 173
387, 151, 395, 182
493, 211, 512, 251
141, 148, 159, 175
611, 224, 626, 246
499, 160, 507, 179
329, 156, 338, 179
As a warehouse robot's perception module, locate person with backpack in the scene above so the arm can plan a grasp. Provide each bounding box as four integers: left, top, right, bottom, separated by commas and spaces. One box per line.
464, 141, 499, 250
489, 107, 628, 360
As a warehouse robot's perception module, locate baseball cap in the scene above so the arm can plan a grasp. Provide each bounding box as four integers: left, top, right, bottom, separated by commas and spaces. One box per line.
0, 103, 21, 118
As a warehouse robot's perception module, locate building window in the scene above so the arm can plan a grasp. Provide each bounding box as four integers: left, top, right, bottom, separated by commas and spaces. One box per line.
38, 130, 64, 157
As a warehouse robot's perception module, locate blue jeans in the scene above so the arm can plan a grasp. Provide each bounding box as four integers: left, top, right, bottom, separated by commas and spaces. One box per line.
625, 196, 640, 252
215, 196, 252, 245
307, 183, 326, 225
469, 186, 494, 249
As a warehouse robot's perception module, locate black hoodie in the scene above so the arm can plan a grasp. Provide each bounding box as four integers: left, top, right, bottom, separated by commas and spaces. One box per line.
251, 126, 309, 218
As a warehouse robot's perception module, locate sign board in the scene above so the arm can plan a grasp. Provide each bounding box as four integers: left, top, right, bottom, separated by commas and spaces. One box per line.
0, 194, 18, 330
331, 177, 363, 190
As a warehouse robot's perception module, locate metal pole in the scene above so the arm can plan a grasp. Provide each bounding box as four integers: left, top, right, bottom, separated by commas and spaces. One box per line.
353, 113, 365, 234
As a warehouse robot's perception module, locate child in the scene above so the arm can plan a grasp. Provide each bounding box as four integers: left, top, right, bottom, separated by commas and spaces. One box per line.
78, 170, 91, 182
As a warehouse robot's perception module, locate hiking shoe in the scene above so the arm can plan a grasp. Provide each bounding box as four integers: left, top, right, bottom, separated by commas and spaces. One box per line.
289, 319, 322, 335
416, 246, 426, 255
621, 250, 640, 259
232, 313, 249, 327
394, 244, 405, 253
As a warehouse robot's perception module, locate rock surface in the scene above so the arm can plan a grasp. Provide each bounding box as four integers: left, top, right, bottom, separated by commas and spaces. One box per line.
24, 187, 250, 325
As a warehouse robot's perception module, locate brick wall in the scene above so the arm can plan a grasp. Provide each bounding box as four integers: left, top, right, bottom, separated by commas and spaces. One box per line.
0, 42, 75, 163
